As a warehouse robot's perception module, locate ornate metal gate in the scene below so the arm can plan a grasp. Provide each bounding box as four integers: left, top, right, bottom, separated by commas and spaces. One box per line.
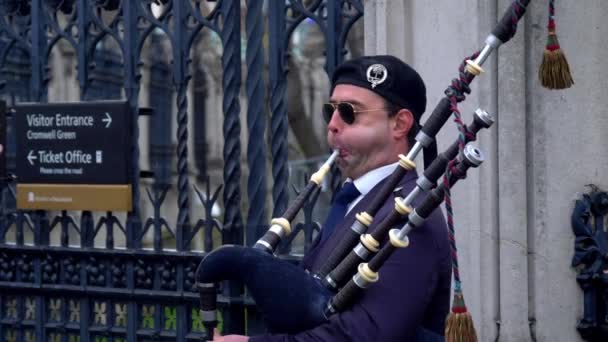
0, 1, 362, 340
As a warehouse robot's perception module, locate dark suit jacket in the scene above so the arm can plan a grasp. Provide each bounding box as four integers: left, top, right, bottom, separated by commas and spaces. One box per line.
250, 170, 451, 341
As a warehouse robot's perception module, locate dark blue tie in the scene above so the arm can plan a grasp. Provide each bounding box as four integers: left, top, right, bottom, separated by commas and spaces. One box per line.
320, 182, 361, 243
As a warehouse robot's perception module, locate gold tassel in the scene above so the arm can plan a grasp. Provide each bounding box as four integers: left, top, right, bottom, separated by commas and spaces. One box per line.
539, 0, 574, 91
445, 293, 477, 342
539, 33, 574, 90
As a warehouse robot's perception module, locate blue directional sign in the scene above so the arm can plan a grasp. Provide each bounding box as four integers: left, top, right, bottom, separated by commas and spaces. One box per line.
15, 101, 132, 184
14, 101, 133, 211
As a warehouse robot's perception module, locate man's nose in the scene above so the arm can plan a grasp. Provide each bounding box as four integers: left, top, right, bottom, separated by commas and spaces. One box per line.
327, 108, 344, 134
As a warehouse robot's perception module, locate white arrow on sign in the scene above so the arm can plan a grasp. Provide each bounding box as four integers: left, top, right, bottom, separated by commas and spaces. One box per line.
102, 112, 112, 128
27, 150, 37, 166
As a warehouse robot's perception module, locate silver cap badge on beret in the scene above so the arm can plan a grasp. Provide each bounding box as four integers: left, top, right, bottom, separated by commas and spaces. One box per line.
366, 64, 388, 89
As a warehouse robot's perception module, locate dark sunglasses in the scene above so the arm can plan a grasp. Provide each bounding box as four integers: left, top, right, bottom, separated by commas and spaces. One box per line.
322, 102, 388, 125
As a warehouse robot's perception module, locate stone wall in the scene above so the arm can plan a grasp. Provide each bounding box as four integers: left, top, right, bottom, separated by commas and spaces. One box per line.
364, 0, 608, 341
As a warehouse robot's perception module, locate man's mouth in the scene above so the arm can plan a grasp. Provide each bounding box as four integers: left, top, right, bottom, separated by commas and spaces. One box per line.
333, 146, 349, 158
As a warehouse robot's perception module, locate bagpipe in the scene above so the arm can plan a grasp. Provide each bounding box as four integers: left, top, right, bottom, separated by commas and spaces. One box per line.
196, 0, 531, 339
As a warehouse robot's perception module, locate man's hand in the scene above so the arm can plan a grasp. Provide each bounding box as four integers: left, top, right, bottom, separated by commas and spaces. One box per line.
212, 328, 249, 342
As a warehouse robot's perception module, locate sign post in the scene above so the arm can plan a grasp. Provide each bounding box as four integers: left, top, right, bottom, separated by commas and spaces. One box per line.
0, 100, 6, 186
15, 101, 133, 211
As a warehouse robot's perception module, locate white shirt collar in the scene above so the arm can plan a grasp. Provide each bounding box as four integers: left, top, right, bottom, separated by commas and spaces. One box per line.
346, 161, 400, 212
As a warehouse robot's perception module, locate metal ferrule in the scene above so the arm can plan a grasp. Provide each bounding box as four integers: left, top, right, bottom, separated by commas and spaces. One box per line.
325, 302, 337, 316
269, 224, 285, 238
350, 220, 367, 234
485, 34, 502, 49
396, 224, 413, 241
474, 34, 502, 66
463, 144, 484, 166
353, 273, 371, 289
408, 209, 425, 227
416, 175, 434, 192
403, 187, 422, 206
324, 275, 338, 289
201, 309, 217, 322
406, 141, 423, 159
354, 243, 371, 260
256, 240, 272, 252
404, 187, 421, 205
473, 108, 494, 128
414, 131, 433, 149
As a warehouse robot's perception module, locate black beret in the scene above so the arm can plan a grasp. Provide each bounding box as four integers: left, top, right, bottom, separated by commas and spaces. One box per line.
331, 55, 427, 122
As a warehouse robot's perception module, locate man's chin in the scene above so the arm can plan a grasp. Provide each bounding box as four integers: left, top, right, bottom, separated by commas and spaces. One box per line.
336, 165, 353, 179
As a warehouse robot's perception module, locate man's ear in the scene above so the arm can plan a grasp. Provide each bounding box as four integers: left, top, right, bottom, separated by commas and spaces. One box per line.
392, 109, 414, 140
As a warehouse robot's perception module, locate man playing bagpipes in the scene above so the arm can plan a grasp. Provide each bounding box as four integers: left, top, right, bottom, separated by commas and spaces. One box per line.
204, 1, 543, 340
214, 55, 451, 341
